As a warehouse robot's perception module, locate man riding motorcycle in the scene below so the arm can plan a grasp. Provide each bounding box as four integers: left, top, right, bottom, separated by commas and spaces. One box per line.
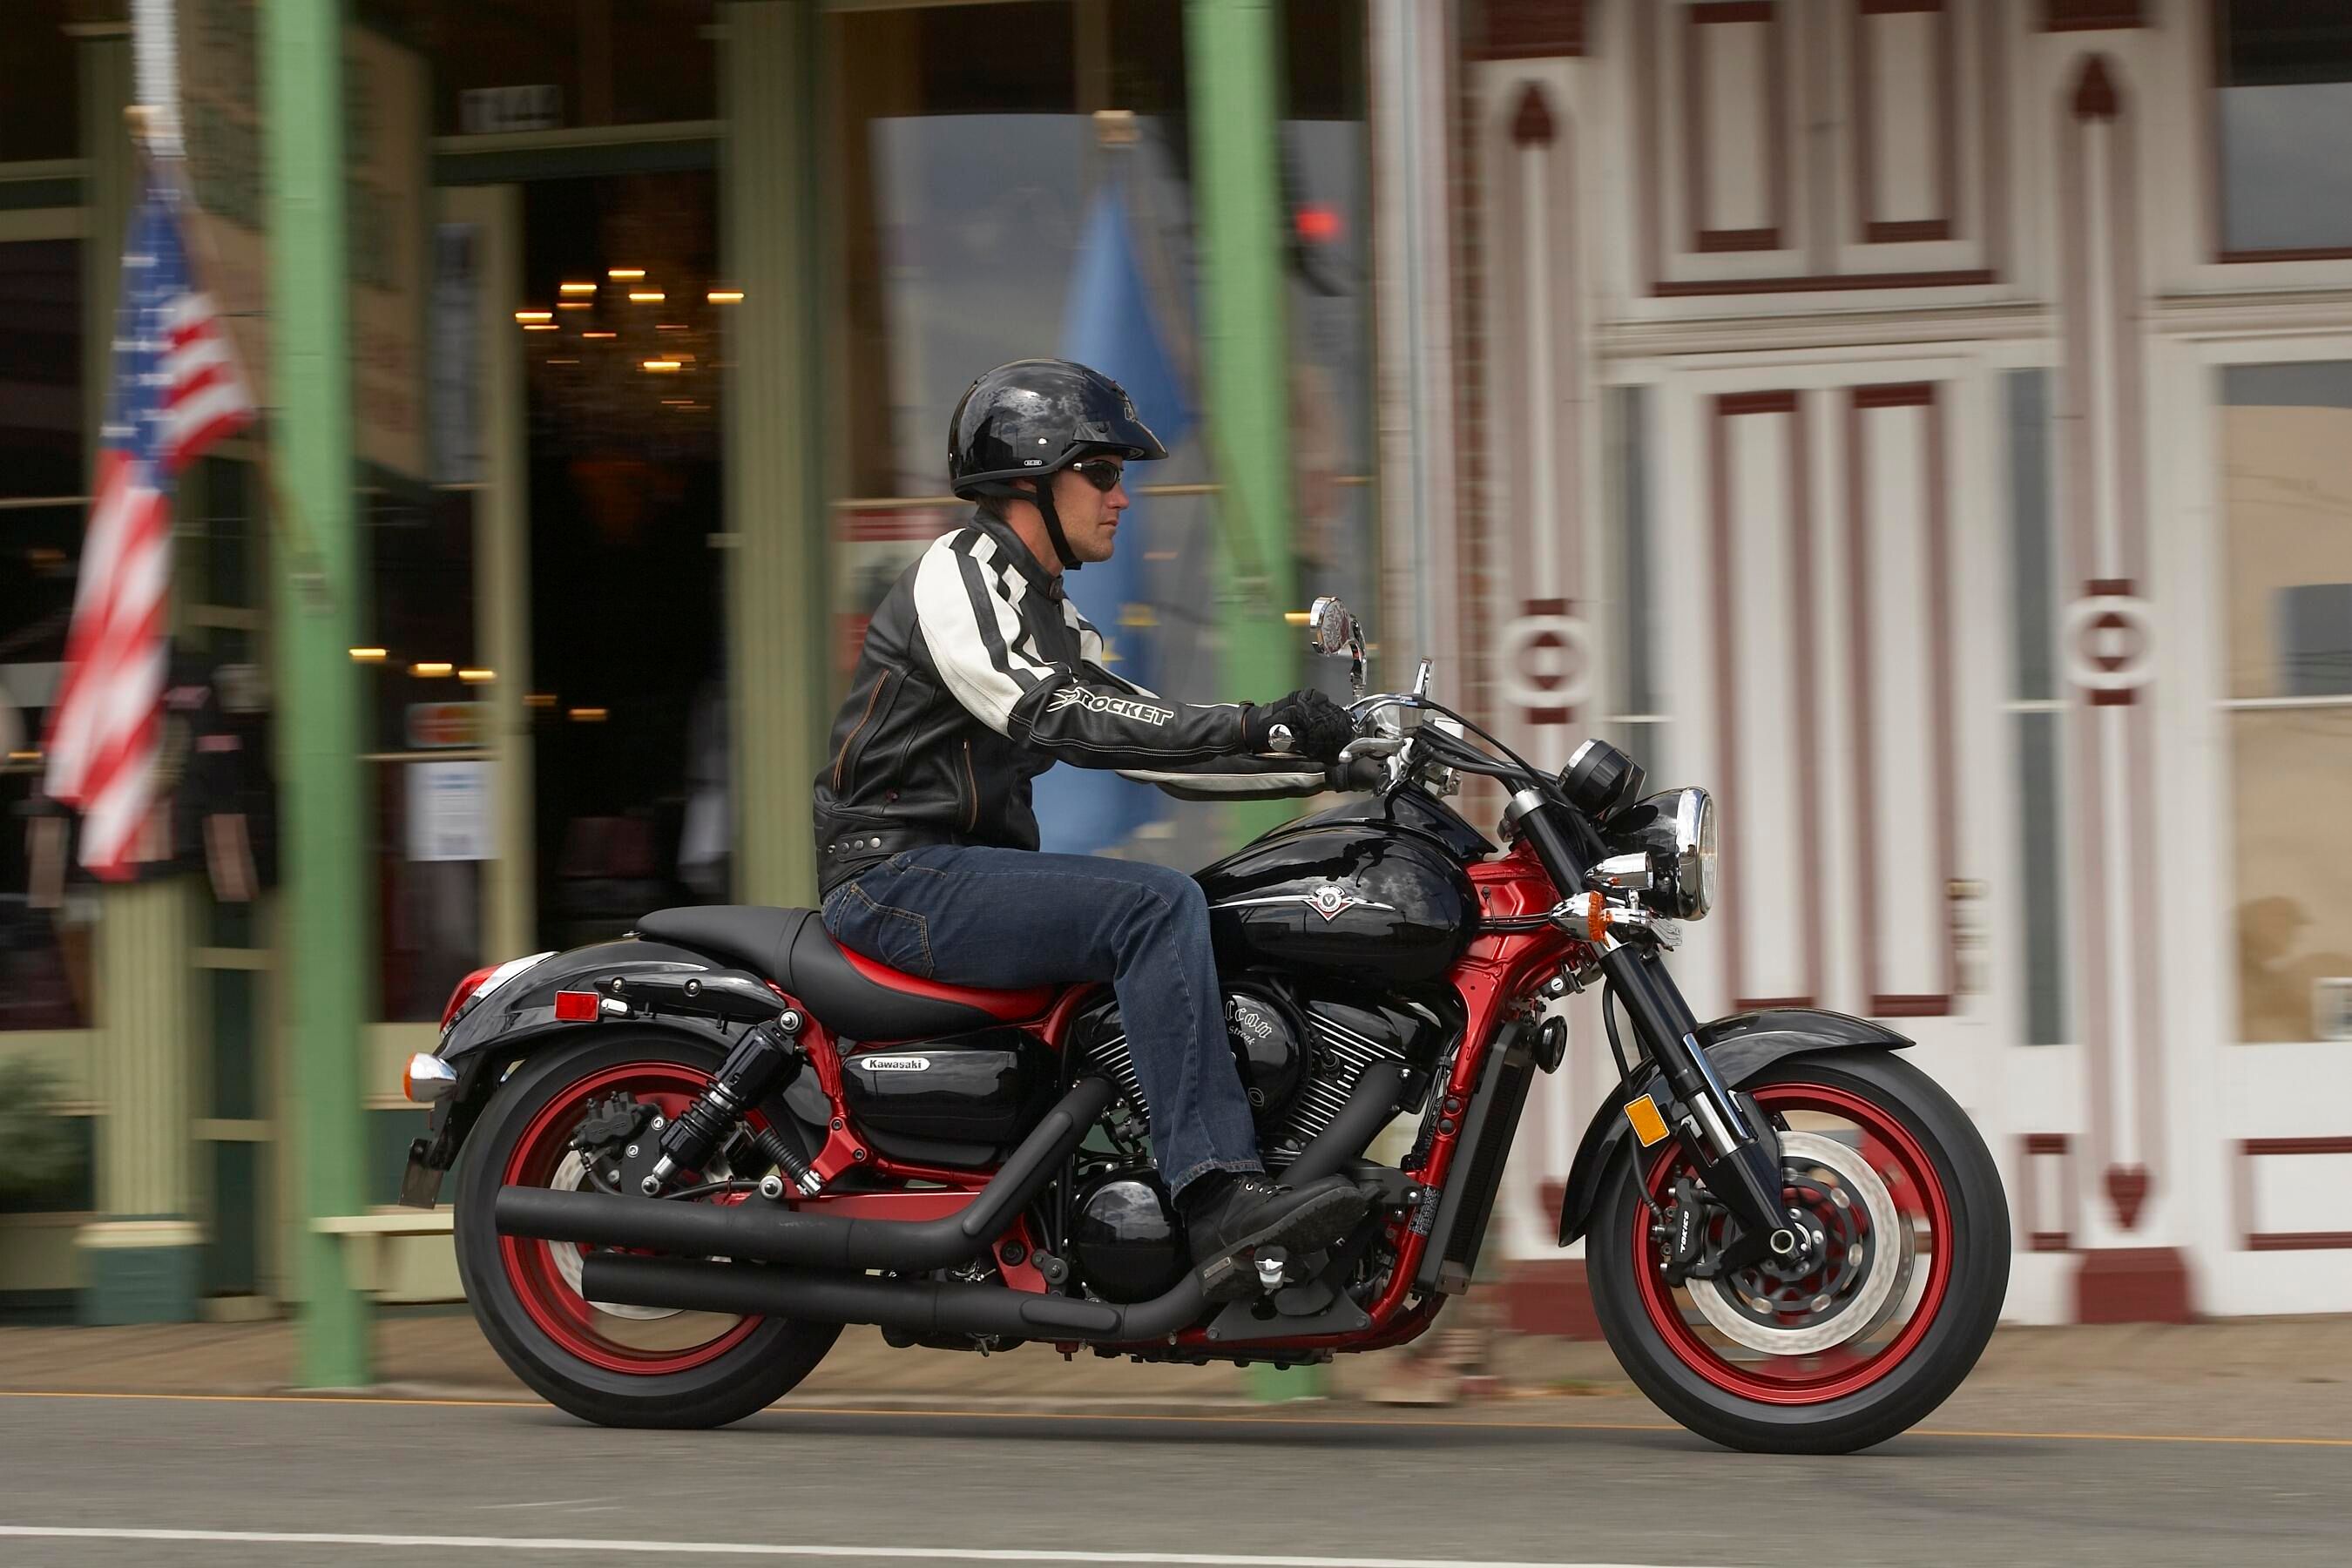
812, 358, 1364, 1294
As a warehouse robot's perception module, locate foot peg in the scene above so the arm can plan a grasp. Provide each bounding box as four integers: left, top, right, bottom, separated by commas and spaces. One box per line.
1254, 1247, 1290, 1292
1191, 1177, 1369, 1303
1198, 1244, 1295, 1304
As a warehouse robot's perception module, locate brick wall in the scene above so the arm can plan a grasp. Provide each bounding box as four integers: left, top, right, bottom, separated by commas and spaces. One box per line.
1451, 2, 1496, 758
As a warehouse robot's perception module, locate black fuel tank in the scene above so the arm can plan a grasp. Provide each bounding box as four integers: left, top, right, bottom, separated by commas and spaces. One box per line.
1196, 821, 1478, 984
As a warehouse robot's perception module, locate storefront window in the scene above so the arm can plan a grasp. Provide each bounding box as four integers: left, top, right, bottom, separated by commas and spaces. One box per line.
367, 480, 487, 1024
2005, 370, 2069, 1045
831, 1, 1080, 501
521, 172, 729, 950
2220, 362, 2352, 1043
2216, 0, 2352, 255
826, 0, 1371, 863
0, 234, 89, 1031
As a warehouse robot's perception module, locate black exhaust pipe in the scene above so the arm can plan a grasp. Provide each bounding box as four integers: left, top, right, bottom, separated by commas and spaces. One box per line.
580, 1252, 1209, 1343
573, 1060, 1410, 1342
496, 1077, 1114, 1272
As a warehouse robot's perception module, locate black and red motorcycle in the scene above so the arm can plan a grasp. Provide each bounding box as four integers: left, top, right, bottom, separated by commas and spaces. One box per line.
401, 598, 2008, 1453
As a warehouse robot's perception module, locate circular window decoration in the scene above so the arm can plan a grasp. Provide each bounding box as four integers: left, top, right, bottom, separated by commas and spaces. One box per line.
2062, 592, 2155, 696
1499, 611, 1594, 718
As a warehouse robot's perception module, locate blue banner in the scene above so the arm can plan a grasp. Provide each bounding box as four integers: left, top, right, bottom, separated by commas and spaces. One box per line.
1033, 182, 1192, 855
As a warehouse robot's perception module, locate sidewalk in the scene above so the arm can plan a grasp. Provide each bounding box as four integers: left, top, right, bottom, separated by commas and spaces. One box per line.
6, 1308, 2348, 1439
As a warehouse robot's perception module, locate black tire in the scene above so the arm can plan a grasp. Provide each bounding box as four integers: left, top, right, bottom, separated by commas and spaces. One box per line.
452, 1033, 841, 1429
1588, 1052, 2010, 1454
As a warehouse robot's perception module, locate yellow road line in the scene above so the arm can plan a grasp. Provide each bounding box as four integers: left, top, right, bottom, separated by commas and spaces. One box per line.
0, 1389, 536, 1410
3, 1388, 2348, 1448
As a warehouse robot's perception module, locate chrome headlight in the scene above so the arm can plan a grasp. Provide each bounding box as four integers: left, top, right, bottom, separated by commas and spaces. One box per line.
1601, 787, 1715, 920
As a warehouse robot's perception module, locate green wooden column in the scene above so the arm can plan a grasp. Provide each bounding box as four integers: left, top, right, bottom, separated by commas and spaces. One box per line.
264, 0, 372, 1386
66, 25, 207, 1326
721, 1, 828, 909
1186, 0, 1301, 849
78, 882, 203, 1322
1186, 0, 1320, 1403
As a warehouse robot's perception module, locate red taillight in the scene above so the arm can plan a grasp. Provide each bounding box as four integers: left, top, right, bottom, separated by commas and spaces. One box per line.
551, 990, 600, 1022
442, 966, 499, 1030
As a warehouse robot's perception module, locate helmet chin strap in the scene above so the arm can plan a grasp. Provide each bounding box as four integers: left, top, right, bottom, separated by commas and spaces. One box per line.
1033, 480, 1084, 572
990, 477, 1083, 572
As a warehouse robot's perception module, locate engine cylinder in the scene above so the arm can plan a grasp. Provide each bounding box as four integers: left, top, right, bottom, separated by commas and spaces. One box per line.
1069, 984, 1453, 1170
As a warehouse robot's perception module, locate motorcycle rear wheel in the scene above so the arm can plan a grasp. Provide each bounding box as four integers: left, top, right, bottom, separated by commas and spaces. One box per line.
453, 1033, 841, 1429
1588, 1052, 2009, 1454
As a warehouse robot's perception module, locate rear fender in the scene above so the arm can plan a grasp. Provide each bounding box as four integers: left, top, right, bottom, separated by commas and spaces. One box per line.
1554, 1009, 1912, 1246
416, 938, 787, 1173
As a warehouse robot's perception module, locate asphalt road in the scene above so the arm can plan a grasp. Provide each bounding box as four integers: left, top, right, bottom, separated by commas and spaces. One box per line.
0, 1392, 2344, 1568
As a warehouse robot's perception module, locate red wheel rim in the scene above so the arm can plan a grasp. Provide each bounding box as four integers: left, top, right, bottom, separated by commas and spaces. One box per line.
498, 1061, 764, 1375
1632, 1081, 1955, 1406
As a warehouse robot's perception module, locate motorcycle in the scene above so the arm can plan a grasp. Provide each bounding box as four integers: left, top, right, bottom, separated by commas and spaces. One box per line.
399, 597, 2008, 1453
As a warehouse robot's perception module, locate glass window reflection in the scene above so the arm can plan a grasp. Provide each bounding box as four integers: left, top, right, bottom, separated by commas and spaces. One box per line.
2217, 0, 2352, 254
2220, 362, 2352, 1042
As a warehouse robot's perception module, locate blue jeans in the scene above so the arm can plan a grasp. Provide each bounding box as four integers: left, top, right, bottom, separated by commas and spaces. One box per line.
820, 845, 1261, 1197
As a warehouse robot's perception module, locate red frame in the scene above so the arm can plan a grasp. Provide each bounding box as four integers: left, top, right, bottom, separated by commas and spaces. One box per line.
765, 838, 1586, 1354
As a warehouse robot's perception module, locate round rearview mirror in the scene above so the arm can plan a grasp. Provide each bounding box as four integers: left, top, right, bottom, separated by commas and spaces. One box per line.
1307, 596, 1355, 659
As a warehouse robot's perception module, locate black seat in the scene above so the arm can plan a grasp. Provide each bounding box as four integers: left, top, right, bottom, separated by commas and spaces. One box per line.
634, 905, 1045, 1042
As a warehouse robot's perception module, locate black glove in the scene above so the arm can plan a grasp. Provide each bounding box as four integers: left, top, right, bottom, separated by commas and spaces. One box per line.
1243, 688, 1355, 764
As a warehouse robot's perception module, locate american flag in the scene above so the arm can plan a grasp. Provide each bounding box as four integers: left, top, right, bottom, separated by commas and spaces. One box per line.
44, 166, 253, 878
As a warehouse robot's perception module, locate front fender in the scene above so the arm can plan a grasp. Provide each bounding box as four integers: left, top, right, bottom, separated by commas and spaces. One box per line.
1554, 1009, 1911, 1246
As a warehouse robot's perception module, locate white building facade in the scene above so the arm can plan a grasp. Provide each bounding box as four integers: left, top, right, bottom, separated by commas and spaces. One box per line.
1425, 0, 2352, 1327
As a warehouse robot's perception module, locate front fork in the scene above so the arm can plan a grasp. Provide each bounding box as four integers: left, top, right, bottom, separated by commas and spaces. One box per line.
1514, 796, 1800, 1274
1597, 944, 1795, 1274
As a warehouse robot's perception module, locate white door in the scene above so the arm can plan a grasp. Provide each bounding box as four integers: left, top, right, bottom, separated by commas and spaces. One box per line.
1645, 356, 2006, 1109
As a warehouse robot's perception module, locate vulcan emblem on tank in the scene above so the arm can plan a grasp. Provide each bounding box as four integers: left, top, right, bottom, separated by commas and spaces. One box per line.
1213, 882, 1396, 923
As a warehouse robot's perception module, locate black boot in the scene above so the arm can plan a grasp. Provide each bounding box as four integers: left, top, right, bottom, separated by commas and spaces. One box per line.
1181, 1172, 1367, 1301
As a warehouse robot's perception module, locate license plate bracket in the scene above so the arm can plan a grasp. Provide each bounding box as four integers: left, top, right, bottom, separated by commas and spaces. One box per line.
398, 1137, 445, 1208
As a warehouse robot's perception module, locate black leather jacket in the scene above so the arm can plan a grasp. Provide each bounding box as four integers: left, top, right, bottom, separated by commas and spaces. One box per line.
813, 512, 1322, 894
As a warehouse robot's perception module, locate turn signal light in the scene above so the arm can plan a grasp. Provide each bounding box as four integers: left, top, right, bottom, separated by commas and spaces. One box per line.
552, 990, 601, 1022
1577, 892, 1612, 945
403, 1052, 458, 1104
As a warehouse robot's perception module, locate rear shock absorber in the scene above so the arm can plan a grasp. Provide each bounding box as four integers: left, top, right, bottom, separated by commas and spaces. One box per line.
642, 1009, 809, 1196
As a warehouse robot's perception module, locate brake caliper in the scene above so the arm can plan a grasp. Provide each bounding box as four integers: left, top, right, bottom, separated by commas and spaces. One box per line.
1660, 1176, 1725, 1287
571, 1094, 659, 1194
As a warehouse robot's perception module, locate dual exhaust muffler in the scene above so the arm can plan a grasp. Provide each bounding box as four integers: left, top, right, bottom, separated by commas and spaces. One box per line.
495, 1063, 1405, 1344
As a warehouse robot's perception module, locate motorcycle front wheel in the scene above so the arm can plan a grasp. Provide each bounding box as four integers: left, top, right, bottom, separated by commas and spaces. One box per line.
1588, 1051, 2009, 1454
452, 1034, 841, 1429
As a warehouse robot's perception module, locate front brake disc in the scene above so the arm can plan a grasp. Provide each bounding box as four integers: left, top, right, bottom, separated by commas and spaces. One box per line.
1684, 1131, 1903, 1356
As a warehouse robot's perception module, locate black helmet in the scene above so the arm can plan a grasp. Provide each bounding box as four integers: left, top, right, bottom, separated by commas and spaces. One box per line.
949, 359, 1168, 570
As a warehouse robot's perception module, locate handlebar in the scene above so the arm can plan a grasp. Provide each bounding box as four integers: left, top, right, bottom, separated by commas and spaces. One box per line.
1324, 756, 1390, 794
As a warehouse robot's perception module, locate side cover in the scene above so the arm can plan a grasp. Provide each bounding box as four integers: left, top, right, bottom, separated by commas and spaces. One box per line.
1553, 1009, 1913, 1246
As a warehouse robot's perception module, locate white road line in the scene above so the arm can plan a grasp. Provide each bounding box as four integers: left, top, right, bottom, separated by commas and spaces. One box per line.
0, 1527, 1710, 1568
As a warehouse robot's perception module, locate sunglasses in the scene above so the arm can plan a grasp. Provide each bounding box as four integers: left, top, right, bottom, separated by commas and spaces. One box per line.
1067, 458, 1127, 493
